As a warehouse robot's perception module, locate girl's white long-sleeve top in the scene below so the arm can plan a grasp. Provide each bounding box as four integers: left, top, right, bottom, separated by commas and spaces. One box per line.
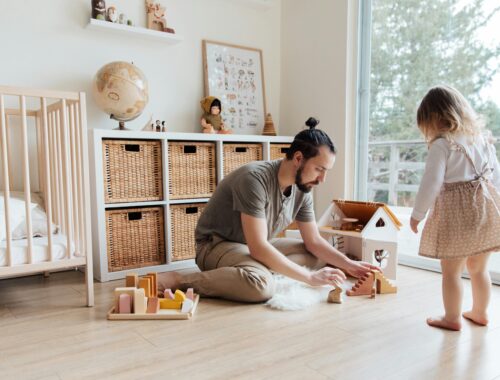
411, 134, 500, 221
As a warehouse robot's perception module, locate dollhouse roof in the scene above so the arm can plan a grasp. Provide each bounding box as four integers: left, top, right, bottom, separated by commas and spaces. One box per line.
332, 200, 402, 230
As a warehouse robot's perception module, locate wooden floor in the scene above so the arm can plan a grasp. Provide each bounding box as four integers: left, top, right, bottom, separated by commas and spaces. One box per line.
1, 266, 500, 380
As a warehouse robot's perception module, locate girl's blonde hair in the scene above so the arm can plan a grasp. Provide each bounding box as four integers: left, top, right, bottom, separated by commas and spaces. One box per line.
416, 85, 484, 143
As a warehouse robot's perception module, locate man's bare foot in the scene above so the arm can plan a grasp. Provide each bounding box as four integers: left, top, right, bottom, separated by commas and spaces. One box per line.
426, 316, 462, 331
157, 272, 182, 295
462, 311, 489, 326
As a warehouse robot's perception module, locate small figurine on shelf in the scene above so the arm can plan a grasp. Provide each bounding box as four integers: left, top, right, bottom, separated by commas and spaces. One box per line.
106, 6, 118, 22
155, 119, 161, 132
127, 19, 133, 26
262, 113, 277, 136
161, 121, 166, 132
118, 13, 127, 24
145, 0, 175, 33
91, 0, 106, 20
200, 96, 232, 134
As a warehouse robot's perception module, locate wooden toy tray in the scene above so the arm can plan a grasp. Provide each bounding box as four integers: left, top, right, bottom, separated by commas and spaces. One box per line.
107, 294, 200, 320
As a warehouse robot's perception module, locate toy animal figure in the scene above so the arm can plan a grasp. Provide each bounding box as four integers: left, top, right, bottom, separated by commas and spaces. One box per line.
200, 96, 232, 134
145, 0, 175, 33
91, 0, 106, 20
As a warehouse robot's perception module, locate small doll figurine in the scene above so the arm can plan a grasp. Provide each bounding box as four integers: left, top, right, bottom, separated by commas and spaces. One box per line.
118, 13, 127, 24
200, 96, 232, 134
91, 0, 106, 20
106, 6, 118, 22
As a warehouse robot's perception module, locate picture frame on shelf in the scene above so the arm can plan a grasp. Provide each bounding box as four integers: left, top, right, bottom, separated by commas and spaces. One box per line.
202, 40, 267, 135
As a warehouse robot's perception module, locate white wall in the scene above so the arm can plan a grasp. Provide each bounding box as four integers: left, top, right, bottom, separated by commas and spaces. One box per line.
280, 0, 357, 215
0, 0, 281, 133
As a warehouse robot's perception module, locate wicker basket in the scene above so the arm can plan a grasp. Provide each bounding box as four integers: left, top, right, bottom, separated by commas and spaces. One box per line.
103, 139, 163, 204
168, 142, 216, 199
223, 143, 263, 177
106, 207, 165, 272
170, 203, 207, 261
270, 143, 291, 161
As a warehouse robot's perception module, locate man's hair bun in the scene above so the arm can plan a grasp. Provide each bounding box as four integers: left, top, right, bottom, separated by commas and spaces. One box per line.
305, 117, 320, 129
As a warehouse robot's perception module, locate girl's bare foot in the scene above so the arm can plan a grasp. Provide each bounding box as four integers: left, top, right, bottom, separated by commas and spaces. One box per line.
462, 311, 489, 326
426, 316, 462, 331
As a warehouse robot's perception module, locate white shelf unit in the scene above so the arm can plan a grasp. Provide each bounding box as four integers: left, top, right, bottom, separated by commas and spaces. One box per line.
89, 129, 293, 281
86, 18, 183, 44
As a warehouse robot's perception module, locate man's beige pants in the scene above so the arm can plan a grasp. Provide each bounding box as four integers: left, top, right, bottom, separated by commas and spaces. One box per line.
180, 236, 323, 303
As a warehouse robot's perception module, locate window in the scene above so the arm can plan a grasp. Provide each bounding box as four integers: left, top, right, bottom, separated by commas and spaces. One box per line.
356, 0, 500, 280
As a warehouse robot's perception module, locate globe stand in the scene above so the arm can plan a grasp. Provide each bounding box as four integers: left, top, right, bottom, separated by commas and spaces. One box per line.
114, 121, 129, 131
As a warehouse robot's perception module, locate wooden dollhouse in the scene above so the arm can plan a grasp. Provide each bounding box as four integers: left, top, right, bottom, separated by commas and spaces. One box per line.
304, 200, 401, 280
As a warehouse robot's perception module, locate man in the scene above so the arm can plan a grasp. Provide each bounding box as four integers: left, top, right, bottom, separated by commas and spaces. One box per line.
158, 119, 379, 302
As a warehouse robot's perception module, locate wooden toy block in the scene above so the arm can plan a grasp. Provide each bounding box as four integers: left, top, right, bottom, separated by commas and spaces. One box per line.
143, 275, 155, 298
147, 273, 158, 297
186, 288, 194, 301
114, 287, 136, 312
346, 272, 375, 296
327, 287, 343, 304
164, 289, 174, 300
134, 288, 147, 314
125, 273, 138, 288
173, 289, 186, 302
373, 270, 397, 294
119, 293, 132, 314
147, 297, 160, 314
159, 298, 182, 309
181, 298, 194, 313
138, 278, 152, 298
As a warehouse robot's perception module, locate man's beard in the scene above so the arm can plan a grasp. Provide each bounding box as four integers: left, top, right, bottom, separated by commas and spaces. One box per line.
295, 165, 318, 193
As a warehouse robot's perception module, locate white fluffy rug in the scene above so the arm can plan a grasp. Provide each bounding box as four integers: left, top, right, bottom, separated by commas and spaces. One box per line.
265, 275, 339, 311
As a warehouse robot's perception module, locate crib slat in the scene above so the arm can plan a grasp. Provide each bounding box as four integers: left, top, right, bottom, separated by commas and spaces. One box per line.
0, 95, 13, 266
68, 103, 80, 252
74, 105, 85, 258
54, 110, 64, 230
48, 112, 57, 226
36, 113, 44, 199
41, 98, 53, 261
78, 92, 94, 307
20, 96, 33, 263
60, 100, 72, 259
4, 115, 13, 189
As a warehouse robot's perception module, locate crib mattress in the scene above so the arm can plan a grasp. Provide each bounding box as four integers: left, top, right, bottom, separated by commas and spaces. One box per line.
0, 234, 80, 266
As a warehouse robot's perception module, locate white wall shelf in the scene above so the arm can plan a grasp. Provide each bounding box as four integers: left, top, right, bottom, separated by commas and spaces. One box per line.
86, 18, 183, 44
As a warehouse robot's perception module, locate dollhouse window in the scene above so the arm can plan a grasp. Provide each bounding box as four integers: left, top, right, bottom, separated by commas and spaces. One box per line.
375, 218, 385, 227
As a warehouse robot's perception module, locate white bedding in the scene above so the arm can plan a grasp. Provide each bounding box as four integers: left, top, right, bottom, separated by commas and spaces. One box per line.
0, 234, 81, 266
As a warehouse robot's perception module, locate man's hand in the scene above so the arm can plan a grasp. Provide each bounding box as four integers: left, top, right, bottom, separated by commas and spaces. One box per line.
308, 267, 346, 287
410, 217, 420, 233
344, 260, 381, 279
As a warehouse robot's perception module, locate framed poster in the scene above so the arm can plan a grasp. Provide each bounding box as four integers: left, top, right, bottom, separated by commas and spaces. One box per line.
203, 40, 267, 135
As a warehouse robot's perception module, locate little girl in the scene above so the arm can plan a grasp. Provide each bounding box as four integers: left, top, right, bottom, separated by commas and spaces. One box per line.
410, 85, 500, 331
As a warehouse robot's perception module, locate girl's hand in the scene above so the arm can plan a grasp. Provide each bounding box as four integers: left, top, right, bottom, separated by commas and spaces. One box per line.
410, 217, 420, 233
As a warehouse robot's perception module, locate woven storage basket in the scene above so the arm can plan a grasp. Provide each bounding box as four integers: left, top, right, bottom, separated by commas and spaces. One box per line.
103, 139, 163, 203
106, 207, 165, 272
223, 143, 263, 176
168, 142, 216, 199
170, 203, 207, 261
270, 143, 291, 161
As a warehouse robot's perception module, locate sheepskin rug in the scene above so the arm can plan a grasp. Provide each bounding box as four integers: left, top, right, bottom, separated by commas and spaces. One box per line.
265, 274, 344, 311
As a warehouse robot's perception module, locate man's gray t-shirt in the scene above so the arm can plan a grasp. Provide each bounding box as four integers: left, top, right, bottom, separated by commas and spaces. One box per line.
195, 159, 315, 244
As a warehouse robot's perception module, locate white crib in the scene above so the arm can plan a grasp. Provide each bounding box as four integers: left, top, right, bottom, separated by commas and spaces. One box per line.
0, 85, 94, 306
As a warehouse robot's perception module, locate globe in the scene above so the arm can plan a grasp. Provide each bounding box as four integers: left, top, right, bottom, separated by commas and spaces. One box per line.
92, 61, 149, 129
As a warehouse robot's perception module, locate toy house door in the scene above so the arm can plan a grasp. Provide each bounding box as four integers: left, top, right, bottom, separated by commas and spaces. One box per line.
363, 240, 398, 280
